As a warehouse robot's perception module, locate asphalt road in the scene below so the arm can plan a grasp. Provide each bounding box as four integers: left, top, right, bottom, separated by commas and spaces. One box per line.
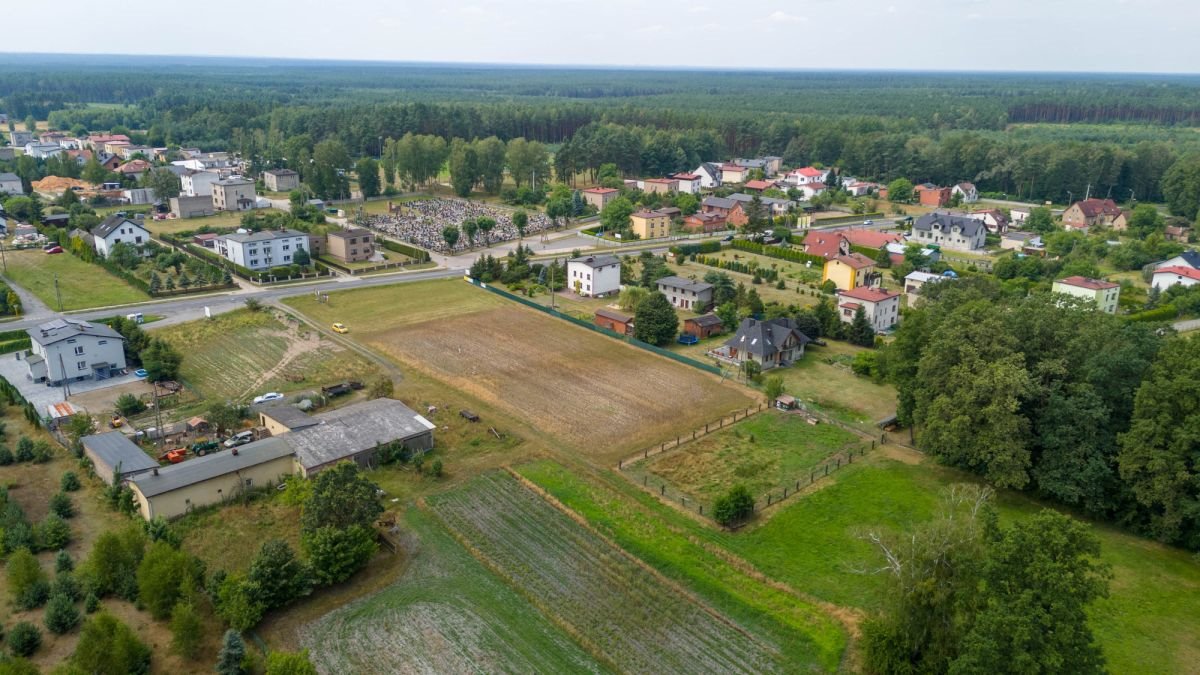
4, 266, 464, 332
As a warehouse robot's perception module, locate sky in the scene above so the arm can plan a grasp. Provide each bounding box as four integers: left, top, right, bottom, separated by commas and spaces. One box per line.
4, 0, 1198, 73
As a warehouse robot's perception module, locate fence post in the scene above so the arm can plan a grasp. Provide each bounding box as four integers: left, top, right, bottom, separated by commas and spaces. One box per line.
767, 494, 772, 506
660, 485, 665, 496
699, 504, 703, 515
705, 423, 709, 433
783, 487, 788, 498
872, 440, 876, 449
643, 476, 647, 486
692, 430, 696, 440
825, 464, 829, 476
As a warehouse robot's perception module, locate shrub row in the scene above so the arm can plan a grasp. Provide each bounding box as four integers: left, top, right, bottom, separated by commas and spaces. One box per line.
669, 241, 722, 256
696, 255, 780, 282
1125, 304, 1178, 322
378, 239, 431, 262
730, 239, 827, 266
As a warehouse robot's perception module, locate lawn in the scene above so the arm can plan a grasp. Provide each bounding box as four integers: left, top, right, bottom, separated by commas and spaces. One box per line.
154, 308, 378, 401
2, 249, 150, 310
175, 496, 304, 575
142, 209, 270, 236
518, 460, 849, 672
775, 341, 898, 428
426, 471, 785, 674
672, 252, 824, 309
299, 506, 607, 674
285, 279, 756, 462
631, 411, 866, 503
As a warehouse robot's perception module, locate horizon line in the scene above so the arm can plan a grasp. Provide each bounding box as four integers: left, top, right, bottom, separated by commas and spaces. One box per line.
0, 51, 1197, 78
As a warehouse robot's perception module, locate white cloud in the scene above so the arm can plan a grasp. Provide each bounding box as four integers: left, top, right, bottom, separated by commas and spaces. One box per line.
768, 10, 807, 24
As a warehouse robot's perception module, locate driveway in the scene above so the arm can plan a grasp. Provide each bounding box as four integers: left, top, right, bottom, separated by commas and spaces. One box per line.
0, 352, 144, 415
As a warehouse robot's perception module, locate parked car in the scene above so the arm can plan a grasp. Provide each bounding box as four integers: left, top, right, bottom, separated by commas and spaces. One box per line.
223, 430, 254, 448
43, 245, 63, 254
331, 322, 349, 334
253, 392, 284, 405
863, 219, 874, 225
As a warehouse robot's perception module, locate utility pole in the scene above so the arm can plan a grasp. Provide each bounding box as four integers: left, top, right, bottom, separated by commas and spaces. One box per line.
1084, 183, 1091, 201
54, 274, 62, 311
0, 240, 6, 274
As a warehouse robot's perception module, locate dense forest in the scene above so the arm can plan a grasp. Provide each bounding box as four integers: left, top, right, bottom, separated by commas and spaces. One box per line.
6, 55, 1200, 208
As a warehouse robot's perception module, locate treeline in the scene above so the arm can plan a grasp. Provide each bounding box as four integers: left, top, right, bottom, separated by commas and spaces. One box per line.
1008, 101, 1200, 126
880, 277, 1200, 550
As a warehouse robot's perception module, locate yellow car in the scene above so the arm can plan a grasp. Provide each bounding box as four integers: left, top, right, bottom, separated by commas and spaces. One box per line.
331, 322, 349, 334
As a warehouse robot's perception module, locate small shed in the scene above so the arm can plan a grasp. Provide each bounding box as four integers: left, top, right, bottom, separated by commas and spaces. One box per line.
684, 314, 725, 339
46, 401, 81, 430
186, 417, 211, 434
594, 308, 634, 336
775, 395, 799, 411
81, 431, 160, 485
258, 406, 319, 436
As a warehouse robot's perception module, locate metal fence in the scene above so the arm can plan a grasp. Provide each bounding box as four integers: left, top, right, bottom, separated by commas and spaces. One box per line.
464, 277, 723, 376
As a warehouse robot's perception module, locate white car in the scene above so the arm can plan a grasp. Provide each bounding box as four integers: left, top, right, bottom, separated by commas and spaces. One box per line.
253, 392, 284, 405
223, 430, 255, 448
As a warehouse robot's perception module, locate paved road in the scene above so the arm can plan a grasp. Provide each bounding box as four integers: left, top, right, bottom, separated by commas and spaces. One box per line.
2, 266, 464, 333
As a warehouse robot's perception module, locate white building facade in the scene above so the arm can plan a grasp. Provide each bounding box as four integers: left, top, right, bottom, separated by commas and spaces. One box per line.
217, 229, 311, 271
567, 255, 621, 297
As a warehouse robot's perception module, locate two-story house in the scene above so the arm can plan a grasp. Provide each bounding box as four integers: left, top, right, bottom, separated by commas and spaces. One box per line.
1061, 198, 1123, 232
216, 229, 311, 271
952, 182, 979, 203
581, 187, 619, 211
910, 212, 987, 252
630, 210, 672, 239
25, 318, 127, 386
657, 276, 714, 312
691, 163, 722, 188
567, 254, 621, 297
263, 169, 300, 192
671, 173, 703, 194
91, 215, 151, 257
211, 177, 257, 211
0, 172, 24, 195
325, 228, 375, 263
1051, 276, 1120, 314
837, 287, 901, 332
180, 169, 220, 197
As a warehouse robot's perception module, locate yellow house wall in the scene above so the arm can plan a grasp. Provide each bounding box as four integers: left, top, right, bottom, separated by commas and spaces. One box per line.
822, 261, 857, 290
631, 214, 670, 239
132, 454, 299, 520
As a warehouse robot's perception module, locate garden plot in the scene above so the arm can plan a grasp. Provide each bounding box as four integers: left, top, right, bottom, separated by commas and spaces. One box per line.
427, 472, 785, 674
300, 507, 605, 675
630, 411, 867, 503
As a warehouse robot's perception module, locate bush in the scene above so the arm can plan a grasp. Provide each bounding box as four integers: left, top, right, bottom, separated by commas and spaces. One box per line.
137, 541, 201, 620
61, 471, 81, 491
265, 650, 318, 675
55, 549, 75, 573
37, 513, 71, 551
71, 612, 151, 675
712, 485, 756, 526
14, 436, 33, 462
429, 458, 444, 479
0, 445, 12, 465
7, 547, 48, 609
114, 393, 146, 417
52, 570, 82, 601
302, 525, 377, 586
44, 592, 82, 634
216, 629, 247, 675
6, 622, 41, 657
170, 601, 204, 660
84, 592, 100, 613
50, 491, 74, 519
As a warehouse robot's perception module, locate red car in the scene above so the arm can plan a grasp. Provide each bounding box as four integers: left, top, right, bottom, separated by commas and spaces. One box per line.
43, 245, 64, 254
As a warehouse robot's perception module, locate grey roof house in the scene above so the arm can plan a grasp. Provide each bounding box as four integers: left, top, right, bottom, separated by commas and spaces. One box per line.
25, 318, 127, 386
657, 276, 714, 312
910, 212, 988, 252
287, 398, 436, 476
720, 318, 812, 370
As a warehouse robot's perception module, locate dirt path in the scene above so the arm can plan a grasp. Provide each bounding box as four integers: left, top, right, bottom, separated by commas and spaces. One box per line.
239, 322, 324, 398
266, 299, 406, 387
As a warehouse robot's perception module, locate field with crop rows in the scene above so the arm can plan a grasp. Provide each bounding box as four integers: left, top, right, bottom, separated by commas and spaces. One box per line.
155, 309, 377, 401
632, 411, 865, 502
286, 279, 756, 462
301, 507, 605, 674
427, 472, 785, 674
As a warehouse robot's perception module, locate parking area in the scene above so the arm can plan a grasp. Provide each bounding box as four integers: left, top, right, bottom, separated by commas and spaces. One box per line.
0, 351, 145, 415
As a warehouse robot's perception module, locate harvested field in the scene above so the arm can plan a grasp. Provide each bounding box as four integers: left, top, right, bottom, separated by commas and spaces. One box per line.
633, 411, 867, 502
427, 472, 784, 674
301, 507, 605, 675
154, 308, 377, 401
286, 280, 755, 462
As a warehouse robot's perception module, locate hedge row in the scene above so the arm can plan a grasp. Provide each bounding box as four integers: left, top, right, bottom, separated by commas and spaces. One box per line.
669, 241, 722, 256
696, 255, 780, 282
812, 212, 885, 226
1125, 304, 1178, 322
730, 239, 827, 266
0, 337, 31, 354
379, 239, 431, 262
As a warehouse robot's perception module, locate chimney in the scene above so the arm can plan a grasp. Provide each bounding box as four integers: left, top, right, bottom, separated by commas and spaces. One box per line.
152, 468, 159, 476
232, 448, 239, 456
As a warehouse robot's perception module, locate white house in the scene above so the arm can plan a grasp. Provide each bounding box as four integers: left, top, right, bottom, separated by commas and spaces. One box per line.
1051, 276, 1120, 314
670, 173, 703, 194
796, 183, 828, 200
952, 182, 979, 203
90, 215, 151, 257
691, 163, 722, 189
657, 276, 714, 312
23, 143, 64, 160
786, 166, 829, 186
1154, 251, 1200, 271
1151, 266, 1200, 291
180, 169, 220, 197
910, 213, 987, 252
567, 254, 621, 297
25, 318, 127, 386
903, 271, 950, 307
216, 229, 311, 271
837, 287, 901, 332
0, 172, 24, 195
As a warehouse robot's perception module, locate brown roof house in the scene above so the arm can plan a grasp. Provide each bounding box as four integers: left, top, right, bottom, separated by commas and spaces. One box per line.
1062, 198, 1122, 232
683, 314, 725, 339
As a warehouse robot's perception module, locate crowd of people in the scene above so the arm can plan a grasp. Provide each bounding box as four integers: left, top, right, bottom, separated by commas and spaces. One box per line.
363, 199, 554, 253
